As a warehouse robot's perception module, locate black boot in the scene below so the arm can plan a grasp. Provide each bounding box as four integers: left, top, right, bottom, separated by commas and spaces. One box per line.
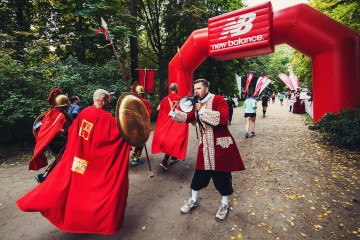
35, 173, 46, 183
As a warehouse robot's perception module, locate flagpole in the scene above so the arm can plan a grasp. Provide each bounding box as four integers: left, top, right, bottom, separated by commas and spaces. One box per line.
97, 18, 131, 91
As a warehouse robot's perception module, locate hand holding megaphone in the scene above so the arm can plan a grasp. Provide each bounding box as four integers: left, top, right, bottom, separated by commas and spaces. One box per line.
194, 102, 201, 111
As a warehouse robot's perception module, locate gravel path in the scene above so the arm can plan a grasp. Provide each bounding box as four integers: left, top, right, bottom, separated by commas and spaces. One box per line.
0, 100, 359, 240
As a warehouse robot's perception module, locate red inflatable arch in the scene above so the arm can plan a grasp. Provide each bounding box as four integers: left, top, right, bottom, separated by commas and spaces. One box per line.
168, 2, 360, 122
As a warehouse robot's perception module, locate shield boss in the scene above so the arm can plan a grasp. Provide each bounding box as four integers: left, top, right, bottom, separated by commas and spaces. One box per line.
116, 92, 150, 147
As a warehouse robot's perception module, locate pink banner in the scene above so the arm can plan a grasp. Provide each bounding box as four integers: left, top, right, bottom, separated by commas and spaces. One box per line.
254, 76, 269, 96
278, 73, 295, 91
244, 72, 254, 96
259, 78, 271, 95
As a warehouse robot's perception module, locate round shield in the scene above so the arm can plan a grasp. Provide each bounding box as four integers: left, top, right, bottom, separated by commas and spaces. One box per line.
116, 92, 150, 147
33, 111, 48, 137
33, 111, 73, 138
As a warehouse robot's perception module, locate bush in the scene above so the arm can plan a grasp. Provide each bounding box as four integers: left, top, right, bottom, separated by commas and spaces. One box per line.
317, 106, 360, 150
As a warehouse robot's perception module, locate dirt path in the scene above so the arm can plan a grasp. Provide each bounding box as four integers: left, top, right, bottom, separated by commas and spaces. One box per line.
1, 100, 359, 240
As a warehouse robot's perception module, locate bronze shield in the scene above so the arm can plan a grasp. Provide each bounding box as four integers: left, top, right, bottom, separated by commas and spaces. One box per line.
116, 92, 150, 147
32, 111, 73, 138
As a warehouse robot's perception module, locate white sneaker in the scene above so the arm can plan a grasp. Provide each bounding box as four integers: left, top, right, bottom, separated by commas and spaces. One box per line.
215, 203, 229, 220
169, 158, 179, 164
181, 198, 198, 213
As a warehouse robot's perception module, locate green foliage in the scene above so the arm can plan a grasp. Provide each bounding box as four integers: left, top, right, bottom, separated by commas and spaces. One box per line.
0, 53, 128, 144
291, 0, 359, 91
317, 106, 360, 150
310, 0, 360, 33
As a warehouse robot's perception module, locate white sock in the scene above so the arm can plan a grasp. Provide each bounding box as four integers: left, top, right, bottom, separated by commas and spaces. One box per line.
221, 195, 229, 205
191, 190, 198, 202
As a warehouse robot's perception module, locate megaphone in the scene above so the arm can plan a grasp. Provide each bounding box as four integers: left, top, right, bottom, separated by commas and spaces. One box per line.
179, 95, 199, 113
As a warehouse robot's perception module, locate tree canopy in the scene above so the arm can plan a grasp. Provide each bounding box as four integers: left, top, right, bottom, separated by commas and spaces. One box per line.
0, 0, 358, 144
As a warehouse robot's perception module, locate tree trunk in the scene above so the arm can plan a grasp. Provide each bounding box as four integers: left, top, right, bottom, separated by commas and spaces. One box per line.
130, 0, 139, 83
14, 0, 31, 61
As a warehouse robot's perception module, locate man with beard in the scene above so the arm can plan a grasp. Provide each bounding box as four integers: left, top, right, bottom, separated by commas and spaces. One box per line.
169, 79, 245, 220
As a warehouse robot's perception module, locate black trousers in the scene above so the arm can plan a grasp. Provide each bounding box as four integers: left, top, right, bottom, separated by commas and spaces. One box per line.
191, 170, 233, 196
229, 109, 233, 123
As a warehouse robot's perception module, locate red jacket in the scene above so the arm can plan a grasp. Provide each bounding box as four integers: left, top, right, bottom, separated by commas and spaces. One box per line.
183, 94, 245, 172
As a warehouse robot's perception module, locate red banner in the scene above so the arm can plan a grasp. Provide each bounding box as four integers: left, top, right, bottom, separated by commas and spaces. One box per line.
137, 69, 155, 93
244, 72, 254, 96
208, 2, 274, 60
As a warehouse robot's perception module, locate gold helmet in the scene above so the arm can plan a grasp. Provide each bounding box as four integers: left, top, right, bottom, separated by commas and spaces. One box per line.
135, 85, 145, 94
54, 94, 70, 108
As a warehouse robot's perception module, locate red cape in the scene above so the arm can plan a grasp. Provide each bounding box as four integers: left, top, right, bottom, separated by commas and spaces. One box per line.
29, 108, 66, 170
151, 93, 189, 160
139, 96, 152, 116
17, 106, 131, 235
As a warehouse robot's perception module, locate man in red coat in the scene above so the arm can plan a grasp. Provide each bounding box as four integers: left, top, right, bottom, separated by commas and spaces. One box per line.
169, 79, 245, 220
152, 83, 189, 170
17, 89, 131, 235
130, 85, 152, 165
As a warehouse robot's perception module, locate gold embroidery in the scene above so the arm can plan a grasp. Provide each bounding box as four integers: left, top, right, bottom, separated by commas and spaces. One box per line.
78, 119, 93, 140
174, 111, 187, 123
202, 96, 215, 170
71, 157, 88, 175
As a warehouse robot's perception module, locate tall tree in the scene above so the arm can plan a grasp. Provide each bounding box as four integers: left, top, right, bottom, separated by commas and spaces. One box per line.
137, 0, 167, 97
130, 0, 139, 82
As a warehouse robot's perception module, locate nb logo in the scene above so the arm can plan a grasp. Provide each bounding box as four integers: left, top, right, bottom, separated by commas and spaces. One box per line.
219, 12, 256, 40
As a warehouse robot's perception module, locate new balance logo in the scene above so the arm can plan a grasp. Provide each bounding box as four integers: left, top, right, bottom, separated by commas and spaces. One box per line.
219, 12, 256, 40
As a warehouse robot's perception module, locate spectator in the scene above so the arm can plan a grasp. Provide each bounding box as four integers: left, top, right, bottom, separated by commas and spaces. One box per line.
226, 97, 236, 125
68, 95, 81, 119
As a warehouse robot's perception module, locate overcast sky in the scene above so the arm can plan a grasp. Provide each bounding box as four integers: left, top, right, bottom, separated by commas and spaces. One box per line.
243, 0, 309, 11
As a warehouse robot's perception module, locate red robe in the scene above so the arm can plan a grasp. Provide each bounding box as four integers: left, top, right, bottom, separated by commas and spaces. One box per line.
152, 93, 189, 160
29, 108, 67, 170
17, 106, 131, 235
175, 94, 245, 172
139, 96, 152, 116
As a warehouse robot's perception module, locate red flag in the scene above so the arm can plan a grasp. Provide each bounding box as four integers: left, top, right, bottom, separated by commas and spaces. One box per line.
94, 18, 112, 47
244, 72, 254, 96
137, 69, 156, 92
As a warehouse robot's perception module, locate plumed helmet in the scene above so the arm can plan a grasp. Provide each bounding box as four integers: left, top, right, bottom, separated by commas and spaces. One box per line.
54, 94, 70, 108
135, 85, 145, 94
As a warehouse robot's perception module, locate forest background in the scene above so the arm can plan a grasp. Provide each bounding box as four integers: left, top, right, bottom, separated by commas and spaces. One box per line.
0, 0, 359, 144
